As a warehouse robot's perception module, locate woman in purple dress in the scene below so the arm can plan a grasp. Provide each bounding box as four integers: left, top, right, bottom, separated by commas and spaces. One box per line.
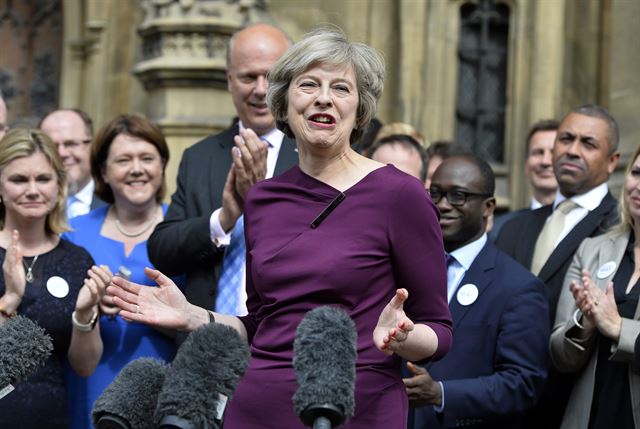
109, 26, 452, 428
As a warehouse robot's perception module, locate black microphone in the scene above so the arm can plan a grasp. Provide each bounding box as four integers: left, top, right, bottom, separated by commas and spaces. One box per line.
155, 322, 250, 429
92, 357, 168, 429
310, 193, 346, 229
293, 306, 357, 429
0, 315, 53, 399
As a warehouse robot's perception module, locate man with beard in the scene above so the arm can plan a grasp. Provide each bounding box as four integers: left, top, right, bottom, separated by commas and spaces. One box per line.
405, 155, 549, 429
495, 104, 621, 429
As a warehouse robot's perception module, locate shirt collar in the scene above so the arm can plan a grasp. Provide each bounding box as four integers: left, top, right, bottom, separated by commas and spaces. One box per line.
238, 120, 284, 152
72, 179, 95, 205
449, 233, 488, 272
530, 197, 543, 210
553, 182, 608, 212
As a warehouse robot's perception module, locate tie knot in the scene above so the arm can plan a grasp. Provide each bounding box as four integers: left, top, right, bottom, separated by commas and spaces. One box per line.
556, 199, 578, 215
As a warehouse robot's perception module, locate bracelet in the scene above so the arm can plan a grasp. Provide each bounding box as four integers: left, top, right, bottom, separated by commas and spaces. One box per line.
72, 309, 98, 332
207, 310, 216, 324
0, 305, 16, 318
572, 309, 585, 330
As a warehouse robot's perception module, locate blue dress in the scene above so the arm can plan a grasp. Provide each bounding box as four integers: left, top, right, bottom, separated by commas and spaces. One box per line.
63, 205, 179, 429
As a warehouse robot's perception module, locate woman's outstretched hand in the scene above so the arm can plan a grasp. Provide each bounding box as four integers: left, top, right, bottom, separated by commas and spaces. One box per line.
107, 267, 198, 331
374, 288, 415, 355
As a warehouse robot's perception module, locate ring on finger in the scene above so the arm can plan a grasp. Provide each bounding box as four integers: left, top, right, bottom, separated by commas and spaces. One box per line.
135, 304, 141, 314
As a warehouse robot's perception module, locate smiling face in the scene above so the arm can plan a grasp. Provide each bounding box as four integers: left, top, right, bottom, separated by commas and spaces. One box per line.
227, 25, 290, 136
430, 157, 495, 252
101, 134, 164, 208
0, 151, 59, 224
525, 129, 558, 194
287, 63, 359, 153
552, 113, 619, 197
40, 110, 92, 195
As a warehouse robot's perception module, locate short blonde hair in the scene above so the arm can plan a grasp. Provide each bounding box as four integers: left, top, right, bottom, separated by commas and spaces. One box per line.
267, 25, 385, 144
0, 128, 69, 234
611, 144, 640, 236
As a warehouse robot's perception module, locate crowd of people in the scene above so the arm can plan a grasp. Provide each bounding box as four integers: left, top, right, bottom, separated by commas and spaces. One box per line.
0, 22, 638, 429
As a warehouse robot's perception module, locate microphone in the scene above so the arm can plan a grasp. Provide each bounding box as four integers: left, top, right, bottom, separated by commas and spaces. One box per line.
92, 357, 168, 429
310, 193, 346, 229
293, 306, 357, 429
0, 315, 53, 399
155, 322, 250, 429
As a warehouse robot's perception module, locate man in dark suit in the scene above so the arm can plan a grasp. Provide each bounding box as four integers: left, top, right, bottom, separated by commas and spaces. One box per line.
405, 155, 549, 429
147, 24, 297, 312
40, 108, 106, 217
495, 104, 621, 429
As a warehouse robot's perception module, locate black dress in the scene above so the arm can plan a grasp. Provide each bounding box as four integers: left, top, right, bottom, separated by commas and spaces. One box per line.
0, 239, 94, 429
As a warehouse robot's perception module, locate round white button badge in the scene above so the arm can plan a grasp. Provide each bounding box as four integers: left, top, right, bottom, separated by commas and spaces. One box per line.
596, 261, 617, 279
456, 284, 479, 306
47, 276, 69, 298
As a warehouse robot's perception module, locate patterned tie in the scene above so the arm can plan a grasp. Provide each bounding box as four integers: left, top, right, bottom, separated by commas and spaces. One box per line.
215, 215, 245, 315
530, 199, 578, 275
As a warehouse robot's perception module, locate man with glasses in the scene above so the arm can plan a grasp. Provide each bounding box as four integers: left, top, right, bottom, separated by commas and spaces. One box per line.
0, 92, 7, 140
40, 108, 105, 218
405, 154, 549, 429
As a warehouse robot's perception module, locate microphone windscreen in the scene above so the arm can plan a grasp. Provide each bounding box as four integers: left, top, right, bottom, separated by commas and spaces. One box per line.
0, 315, 53, 390
293, 306, 357, 423
154, 322, 250, 428
92, 357, 167, 429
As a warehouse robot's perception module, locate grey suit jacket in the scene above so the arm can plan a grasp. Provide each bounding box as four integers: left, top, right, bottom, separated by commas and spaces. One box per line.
550, 231, 640, 429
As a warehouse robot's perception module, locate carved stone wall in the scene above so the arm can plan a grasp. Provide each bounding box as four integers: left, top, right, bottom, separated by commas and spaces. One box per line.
0, 0, 62, 127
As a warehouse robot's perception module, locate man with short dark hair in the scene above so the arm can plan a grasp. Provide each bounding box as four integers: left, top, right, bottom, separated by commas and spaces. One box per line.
40, 108, 105, 217
495, 104, 621, 429
147, 24, 298, 314
406, 155, 549, 429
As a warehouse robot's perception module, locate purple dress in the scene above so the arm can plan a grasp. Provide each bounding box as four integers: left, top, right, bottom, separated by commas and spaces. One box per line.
225, 165, 452, 428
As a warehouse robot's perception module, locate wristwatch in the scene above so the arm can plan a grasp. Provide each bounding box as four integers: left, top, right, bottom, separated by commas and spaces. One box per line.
72, 309, 98, 332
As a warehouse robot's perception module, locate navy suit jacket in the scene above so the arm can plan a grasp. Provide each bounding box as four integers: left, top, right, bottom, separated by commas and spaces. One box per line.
410, 241, 549, 429
147, 125, 298, 310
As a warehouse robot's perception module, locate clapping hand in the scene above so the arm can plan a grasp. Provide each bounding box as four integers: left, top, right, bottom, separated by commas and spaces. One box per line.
2, 230, 26, 303
75, 265, 113, 314
373, 288, 415, 355
570, 269, 621, 340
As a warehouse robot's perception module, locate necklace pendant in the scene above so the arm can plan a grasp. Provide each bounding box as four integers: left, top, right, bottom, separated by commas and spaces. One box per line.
26, 270, 34, 283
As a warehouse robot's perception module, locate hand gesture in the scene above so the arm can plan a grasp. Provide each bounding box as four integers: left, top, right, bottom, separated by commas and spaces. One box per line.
572, 269, 621, 340
107, 267, 193, 331
373, 288, 415, 355
219, 166, 243, 232
2, 230, 26, 302
75, 265, 113, 313
232, 128, 268, 199
403, 362, 442, 407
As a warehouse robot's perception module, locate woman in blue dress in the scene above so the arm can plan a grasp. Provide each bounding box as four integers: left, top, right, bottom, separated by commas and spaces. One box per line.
63, 114, 178, 429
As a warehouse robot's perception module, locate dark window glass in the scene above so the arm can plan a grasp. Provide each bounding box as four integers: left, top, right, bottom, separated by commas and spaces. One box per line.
455, 0, 510, 163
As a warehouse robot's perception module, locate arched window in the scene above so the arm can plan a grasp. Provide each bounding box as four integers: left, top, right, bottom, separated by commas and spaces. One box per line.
455, 0, 510, 163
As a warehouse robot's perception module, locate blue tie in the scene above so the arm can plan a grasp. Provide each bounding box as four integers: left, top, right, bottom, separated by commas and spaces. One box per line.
215, 215, 245, 315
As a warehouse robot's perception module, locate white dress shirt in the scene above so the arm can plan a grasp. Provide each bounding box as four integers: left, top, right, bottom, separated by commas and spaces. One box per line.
67, 180, 96, 219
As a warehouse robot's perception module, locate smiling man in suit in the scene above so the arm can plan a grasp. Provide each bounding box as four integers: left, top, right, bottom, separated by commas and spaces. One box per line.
147, 24, 298, 314
494, 104, 621, 429
405, 155, 549, 429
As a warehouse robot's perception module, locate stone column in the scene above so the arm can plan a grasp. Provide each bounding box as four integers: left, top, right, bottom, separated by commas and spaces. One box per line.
133, 0, 267, 198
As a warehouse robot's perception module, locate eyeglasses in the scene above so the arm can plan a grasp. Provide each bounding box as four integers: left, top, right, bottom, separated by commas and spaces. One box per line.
429, 188, 491, 206
55, 139, 92, 150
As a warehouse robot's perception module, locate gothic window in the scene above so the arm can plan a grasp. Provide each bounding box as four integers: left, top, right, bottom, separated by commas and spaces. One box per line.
455, 0, 510, 163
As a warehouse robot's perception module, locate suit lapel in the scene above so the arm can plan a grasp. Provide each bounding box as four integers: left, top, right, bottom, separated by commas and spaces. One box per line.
449, 242, 496, 329
274, 136, 299, 175
518, 206, 551, 269
208, 126, 237, 210
538, 194, 617, 281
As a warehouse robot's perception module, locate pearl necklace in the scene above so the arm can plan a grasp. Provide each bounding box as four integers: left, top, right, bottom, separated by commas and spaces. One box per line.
114, 208, 160, 238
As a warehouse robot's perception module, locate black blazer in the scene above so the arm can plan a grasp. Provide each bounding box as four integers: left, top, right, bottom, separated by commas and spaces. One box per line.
495, 192, 617, 324
147, 125, 299, 310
